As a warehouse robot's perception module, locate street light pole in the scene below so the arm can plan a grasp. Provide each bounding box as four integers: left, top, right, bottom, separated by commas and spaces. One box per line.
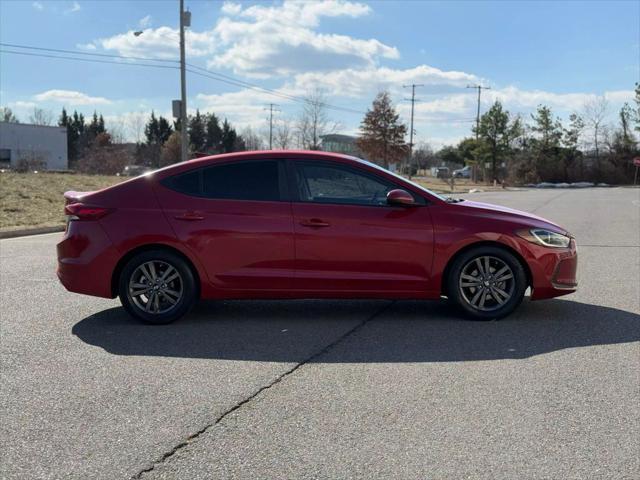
179, 0, 188, 162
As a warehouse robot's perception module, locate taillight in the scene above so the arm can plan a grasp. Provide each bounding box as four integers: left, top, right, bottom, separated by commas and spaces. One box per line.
64, 203, 112, 221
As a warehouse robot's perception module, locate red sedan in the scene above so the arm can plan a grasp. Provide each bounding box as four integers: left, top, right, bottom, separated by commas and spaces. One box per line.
57, 151, 577, 324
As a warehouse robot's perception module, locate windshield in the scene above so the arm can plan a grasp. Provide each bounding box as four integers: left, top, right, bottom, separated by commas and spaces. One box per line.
349, 156, 447, 202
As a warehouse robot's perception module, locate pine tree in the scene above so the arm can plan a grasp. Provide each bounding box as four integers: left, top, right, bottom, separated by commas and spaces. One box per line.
476, 101, 521, 181
188, 109, 207, 154
145, 111, 160, 145
530, 105, 563, 180
157, 116, 173, 144
205, 113, 223, 153
221, 119, 237, 153
356, 91, 407, 169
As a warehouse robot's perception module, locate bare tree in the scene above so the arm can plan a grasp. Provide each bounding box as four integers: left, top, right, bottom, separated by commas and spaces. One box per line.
1, 107, 19, 123
127, 111, 147, 144
29, 108, 53, 126
240, 126, 265, 151
274, 118, 293, 149
582, 96, 609, 165
295, 89, 338, 150
107, 117, 127, 144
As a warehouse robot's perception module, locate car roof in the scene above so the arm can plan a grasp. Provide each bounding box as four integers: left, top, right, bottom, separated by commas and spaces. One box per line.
187, 150, 355, 165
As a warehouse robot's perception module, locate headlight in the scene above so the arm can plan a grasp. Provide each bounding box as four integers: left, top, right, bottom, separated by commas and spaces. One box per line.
516, 228, 571, 248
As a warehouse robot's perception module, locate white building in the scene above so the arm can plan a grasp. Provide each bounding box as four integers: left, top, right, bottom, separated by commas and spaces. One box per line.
0, 122, 68, 170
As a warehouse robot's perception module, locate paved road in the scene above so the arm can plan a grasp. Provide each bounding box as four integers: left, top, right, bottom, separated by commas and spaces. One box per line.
1, 188, 639, 479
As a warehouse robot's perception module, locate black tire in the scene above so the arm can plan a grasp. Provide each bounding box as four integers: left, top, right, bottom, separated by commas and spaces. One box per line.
447, 246, 527, 320
118, 249, 197, 324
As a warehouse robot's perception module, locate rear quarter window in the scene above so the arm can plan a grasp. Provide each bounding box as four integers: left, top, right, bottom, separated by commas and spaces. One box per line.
161, 170, 201, 195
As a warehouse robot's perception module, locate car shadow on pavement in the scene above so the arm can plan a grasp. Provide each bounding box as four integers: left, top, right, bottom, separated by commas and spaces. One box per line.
72, 299, 640, 363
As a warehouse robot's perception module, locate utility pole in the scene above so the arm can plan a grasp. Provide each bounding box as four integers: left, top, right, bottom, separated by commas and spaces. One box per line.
403, 83, 423, 179
179, 0, 189, 162
467, 84, 491, 141
264, 103, 279, 150
466, 84, 491, 182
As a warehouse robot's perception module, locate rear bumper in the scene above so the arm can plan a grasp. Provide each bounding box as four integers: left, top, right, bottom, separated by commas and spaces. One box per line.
529, 239, 578, 300
56, 221, 119, 298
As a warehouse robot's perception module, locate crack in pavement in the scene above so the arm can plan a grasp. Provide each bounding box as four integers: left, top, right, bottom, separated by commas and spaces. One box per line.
131, 300, 396, 479
530, 190, 572, 213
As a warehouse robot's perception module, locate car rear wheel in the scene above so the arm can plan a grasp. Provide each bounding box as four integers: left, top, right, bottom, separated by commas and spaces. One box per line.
447, 246, 527, 320
118, 250, 197, 324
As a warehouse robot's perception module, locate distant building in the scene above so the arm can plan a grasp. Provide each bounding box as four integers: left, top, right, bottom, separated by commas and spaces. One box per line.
320, 134, 361, 157
0, 122, 68, 170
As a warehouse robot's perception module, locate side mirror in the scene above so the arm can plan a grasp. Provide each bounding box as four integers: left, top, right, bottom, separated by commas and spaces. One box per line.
386, 189, 415, 206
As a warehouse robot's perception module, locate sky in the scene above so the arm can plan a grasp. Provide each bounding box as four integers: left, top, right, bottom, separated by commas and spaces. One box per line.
0, 0, 638, 147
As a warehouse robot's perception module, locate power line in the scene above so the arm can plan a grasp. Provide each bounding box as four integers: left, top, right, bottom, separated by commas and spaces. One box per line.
0, 49, 179, 70
186, 65, 365, 115
2, 42, 487, 127
0, 42, 179, 63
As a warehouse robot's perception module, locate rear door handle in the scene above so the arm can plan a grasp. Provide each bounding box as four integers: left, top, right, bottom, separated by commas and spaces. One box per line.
174, 211, 205, 221
300, 218, 330, 228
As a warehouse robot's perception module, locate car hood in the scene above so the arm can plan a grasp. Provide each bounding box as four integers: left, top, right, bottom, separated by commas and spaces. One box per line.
454, 200, 569, 235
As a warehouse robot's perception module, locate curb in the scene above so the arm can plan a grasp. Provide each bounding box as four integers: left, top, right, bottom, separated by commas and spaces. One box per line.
0, 225, 65, 239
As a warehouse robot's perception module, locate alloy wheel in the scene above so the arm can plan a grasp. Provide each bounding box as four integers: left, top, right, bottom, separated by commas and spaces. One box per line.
458, 255, 515, 312
128, 260, 183, 314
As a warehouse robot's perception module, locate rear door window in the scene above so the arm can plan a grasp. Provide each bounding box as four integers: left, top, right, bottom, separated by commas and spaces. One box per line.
162, 160, 283, 201
202, 160, 281, 201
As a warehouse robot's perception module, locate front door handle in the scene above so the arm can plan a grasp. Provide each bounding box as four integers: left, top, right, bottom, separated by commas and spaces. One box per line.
300, 218, 330, 228
174, 211, 205, 221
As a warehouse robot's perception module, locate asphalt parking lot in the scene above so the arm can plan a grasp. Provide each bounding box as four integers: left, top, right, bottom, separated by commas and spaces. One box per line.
1, 187, 639, 479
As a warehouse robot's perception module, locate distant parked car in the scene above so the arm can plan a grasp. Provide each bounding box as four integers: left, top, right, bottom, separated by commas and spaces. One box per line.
434, 166, 450, 179
453, 165, 472, 178
120, 165, 151, 177
57, 150, 577, 324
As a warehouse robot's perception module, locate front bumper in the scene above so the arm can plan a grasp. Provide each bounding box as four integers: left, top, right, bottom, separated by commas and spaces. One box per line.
529, 238, 578, 300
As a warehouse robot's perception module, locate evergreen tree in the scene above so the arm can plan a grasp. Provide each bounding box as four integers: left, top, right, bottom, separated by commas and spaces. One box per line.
356, 91, 407, 169
561, 113, 584, 181
205, 113, 223, 153
221, 119, 237, 153
145, 111, 160, 145
530, 105, 563, 180
476, 101, 522, 181
157, 116, 173, 144
188, 110, 207, 153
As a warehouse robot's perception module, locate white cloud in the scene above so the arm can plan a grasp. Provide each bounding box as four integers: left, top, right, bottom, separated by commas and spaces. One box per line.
603, 90, 635, 103
221, 2, 242, 16
9, 101, 37, 109
210, 1, 397, 77
66, 1, 81, 13
32, 1, 44, 11
194, 89, 287, 130
33, 90, 112, 106
290, 65, 478, 98
76, 42, 97, 50
95, 0, 396, 77
98, 26, 215, 59
138, 15, 152, 28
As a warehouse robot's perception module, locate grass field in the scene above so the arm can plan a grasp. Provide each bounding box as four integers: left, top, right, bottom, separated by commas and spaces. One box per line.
0, 171, 499, 231
0, 172, 123, 230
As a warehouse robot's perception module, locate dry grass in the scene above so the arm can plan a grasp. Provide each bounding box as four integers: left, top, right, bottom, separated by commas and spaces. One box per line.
0, 172, 123, 230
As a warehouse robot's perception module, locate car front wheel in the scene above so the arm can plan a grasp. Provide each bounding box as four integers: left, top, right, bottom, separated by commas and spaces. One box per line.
118, 250, 197, 324
447, 246, 527, 320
